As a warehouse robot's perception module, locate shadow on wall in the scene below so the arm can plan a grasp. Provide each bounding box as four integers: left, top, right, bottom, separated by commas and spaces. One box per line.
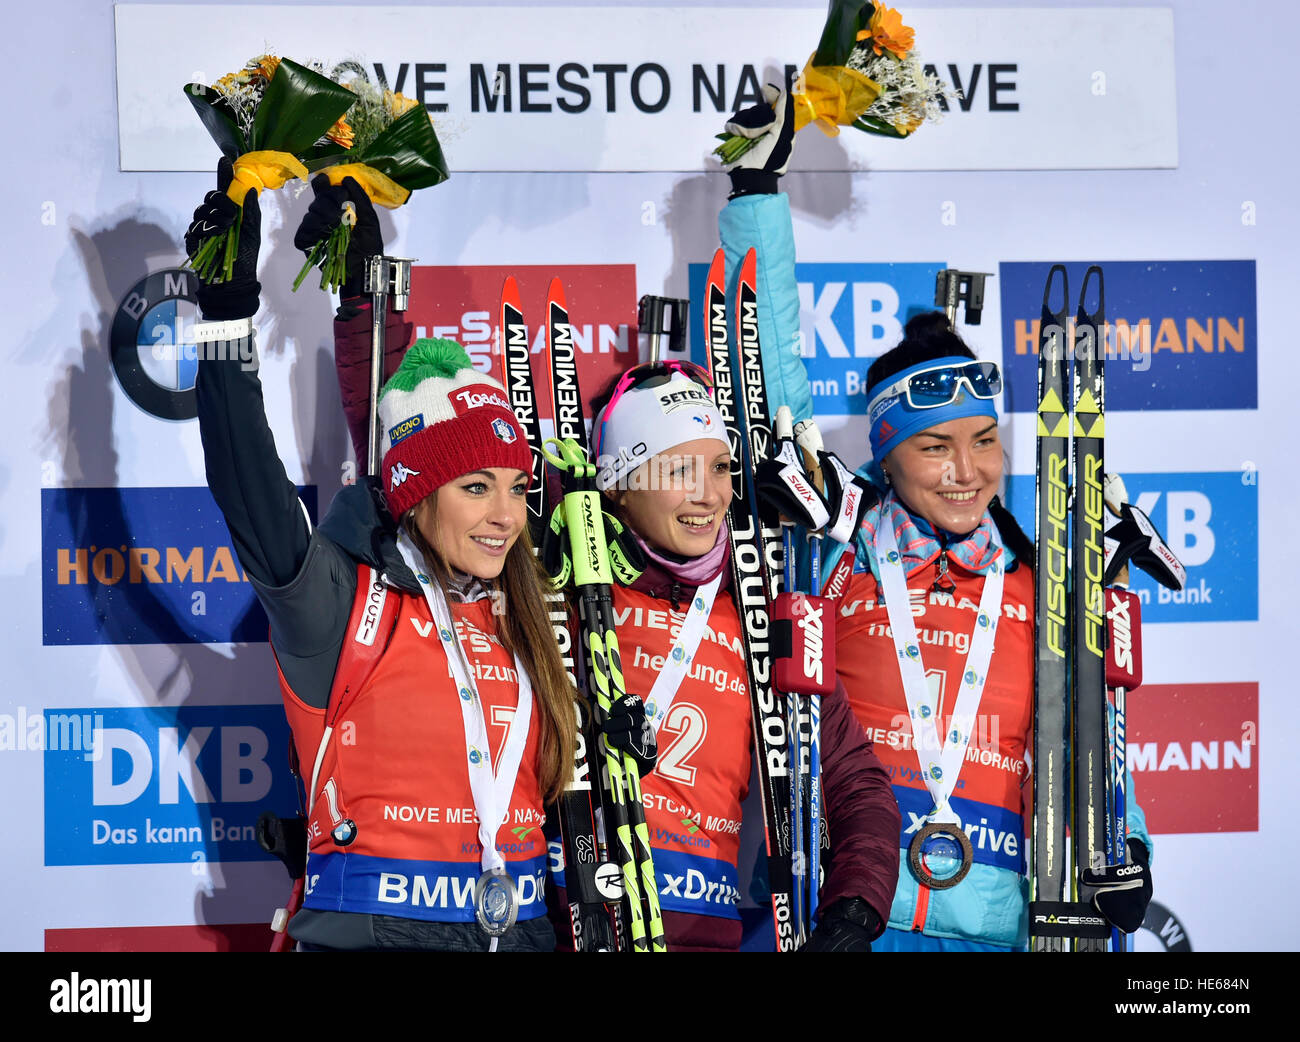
39, 204, 351, 948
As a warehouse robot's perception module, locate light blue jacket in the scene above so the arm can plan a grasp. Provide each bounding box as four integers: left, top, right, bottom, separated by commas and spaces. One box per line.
718, 190, 1151, 948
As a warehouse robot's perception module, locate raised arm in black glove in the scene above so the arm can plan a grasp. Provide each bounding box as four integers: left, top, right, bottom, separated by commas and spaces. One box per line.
185, 156, 261, 320
293, 174, 382, 302
724, 77, 796, 200
1082, 838, 1153, 933
603, 694, 657, 777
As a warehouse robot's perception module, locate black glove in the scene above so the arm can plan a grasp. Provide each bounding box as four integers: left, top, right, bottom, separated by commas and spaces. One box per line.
1082, 838, 1152, 933
724, 76, 796, 199
801, 897, 880, 952
294, 173, 382, 300
184, 156, 262, 320
603, 694, 656, 777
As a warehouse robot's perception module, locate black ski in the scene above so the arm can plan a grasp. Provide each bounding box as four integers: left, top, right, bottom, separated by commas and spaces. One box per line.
499, 278, 616, 952
1070, 266, 1109, 952
703, 247, 798, 951
1030, 265, 1072, 952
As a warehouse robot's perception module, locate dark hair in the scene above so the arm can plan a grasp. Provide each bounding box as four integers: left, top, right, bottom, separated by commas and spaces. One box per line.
865, 311, 977, 395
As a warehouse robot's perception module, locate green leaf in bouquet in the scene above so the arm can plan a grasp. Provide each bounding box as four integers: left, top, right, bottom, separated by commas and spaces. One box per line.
250, 58, 357, 156
813, 1, 875, 67
183, 83, 246, 159
852, 112, 907, 138
353, 104, 449, 191
302, 139, 352, 166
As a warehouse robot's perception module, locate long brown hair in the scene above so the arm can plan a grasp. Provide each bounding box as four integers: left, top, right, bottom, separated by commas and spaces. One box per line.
402, 503, 576, 802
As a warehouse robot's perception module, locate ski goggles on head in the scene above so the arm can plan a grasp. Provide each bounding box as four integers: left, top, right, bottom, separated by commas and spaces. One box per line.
593, 359, 714, 460
866, 360, 1002, 419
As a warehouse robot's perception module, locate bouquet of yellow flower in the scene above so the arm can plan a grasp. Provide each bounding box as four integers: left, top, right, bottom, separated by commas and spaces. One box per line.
183, 56, 356, 283
713, 2, 955, 163
294, 75, 449, 293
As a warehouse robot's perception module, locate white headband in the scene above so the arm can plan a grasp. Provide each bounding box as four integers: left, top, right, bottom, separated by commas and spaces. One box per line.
593, 374, 730, 490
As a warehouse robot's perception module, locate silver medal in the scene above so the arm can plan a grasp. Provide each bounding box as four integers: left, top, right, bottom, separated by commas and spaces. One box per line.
474, 868, 519, 937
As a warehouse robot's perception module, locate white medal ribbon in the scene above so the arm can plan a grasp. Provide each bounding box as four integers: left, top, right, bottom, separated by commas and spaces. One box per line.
875, 513, 1003, 824
397, 534, 533, 877
644, 573, 723, 734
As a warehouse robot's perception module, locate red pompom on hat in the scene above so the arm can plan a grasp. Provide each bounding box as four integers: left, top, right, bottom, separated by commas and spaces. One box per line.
377, 338, 532, 518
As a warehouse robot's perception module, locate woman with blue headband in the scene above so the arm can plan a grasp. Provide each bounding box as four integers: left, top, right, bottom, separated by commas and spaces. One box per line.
715, 82, 1155, 951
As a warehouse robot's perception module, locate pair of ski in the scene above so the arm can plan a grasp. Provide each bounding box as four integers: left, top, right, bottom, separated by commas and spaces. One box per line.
500, 277, 665, 952
702, 247, 862, 950
1029, 265, 1185, 952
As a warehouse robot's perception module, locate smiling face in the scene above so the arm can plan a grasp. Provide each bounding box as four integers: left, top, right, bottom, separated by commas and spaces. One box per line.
883, 415, 1003, 535
609, 438, 733, 558
412, 467, 529, 580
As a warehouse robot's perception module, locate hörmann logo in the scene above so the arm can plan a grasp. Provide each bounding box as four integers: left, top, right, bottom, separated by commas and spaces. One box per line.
1128, 682, 1258, 834
42, 487, 315, 645
1000, 260, 1257, 412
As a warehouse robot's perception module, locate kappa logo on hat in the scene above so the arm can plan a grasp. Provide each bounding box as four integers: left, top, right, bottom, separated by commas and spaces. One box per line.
491, 417, 517, 444
388, 414, 425, 446
390, 462, 421, 490
451, 384, 512, 416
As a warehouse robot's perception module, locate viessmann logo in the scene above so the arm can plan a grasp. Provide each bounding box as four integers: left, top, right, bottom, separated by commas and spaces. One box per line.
42, 486, 316, 645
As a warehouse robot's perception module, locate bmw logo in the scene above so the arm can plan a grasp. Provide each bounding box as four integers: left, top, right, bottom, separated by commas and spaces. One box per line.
110, 268, 203, 421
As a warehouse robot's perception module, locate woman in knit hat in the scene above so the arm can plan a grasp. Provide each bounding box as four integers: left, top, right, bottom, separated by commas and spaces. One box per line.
183, 161, 629, 952
578, 362, 901, 951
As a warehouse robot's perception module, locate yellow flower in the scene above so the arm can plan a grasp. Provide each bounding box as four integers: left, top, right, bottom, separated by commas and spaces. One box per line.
325, 115, 355, 149
858, 4, 915, 60
253, 54, 282, 82
383, 90, 420, 119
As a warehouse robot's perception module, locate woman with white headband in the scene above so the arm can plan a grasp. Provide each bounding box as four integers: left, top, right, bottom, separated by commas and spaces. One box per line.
585, 360, 901, 951
715, 83, 1155, 951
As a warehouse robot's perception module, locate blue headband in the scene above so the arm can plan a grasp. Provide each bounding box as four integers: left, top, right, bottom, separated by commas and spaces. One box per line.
865, 355, 1000, 484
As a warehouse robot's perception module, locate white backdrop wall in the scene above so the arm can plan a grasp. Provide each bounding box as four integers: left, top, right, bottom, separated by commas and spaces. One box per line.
2, 0, 1294, 952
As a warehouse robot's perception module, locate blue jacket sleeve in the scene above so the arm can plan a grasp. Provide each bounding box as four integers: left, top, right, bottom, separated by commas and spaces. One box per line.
718, 192, 813, 423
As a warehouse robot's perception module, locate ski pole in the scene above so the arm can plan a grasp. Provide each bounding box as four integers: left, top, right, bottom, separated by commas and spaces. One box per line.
542, 436, 667, 953
362, 256, 411, 477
